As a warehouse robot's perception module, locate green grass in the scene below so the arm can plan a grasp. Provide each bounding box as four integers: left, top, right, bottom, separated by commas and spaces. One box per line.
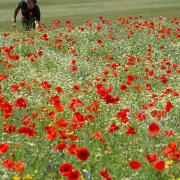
0, 0, 180, 31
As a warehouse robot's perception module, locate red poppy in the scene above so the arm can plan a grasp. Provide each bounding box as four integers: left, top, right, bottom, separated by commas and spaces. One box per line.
156, 110, 165, 120
71, 65, 77, 72
55, 119, 68, 127
40, 81, 51, 89
49, 95, 60, 105
18, 126, 36, 137
3, 125, 16, 134
135, 111, 146, 121
15, 98, 27, 108
97, 39, 103, 44
100, 169, 112, 180
120, 84, 127, 91
146, 152, 158, 163
3, 32, 10, 37
59, 163, 73, 176
58, 130, 67, 139
168, 141, 177, 150
68, 169, 80, 180
55, 103, 64, 112
104, 95, 120, 104
165, 101, 173, 112
116, 109, 130, 123
66, 144, 78, 156
45, 126, 56, 140
73, 85, 80, 91
108, 123, 119, 133
54, 143, 66, 151
3, 158, 14, 170
0, 144, 10, 154
55, 86, 63, 93
129, 160, 142, 170
148, 122, 160, 136
10, 84, 20, 92
76, 148, 90, 161
69, 98, 83, 111
162, 142, 180, 160
153, 160, 165, 171
92, 131, 105, 143
48, 111, 55, 119
0, 74, 8, 81
86, 100, 100, 113
165, 130, 174, 136
161, 74, 167, 84
13, 161, 25, 173
125, 125, 136, 135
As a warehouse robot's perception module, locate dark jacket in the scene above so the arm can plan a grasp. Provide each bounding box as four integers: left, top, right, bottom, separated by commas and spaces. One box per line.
18, 0, 41, 22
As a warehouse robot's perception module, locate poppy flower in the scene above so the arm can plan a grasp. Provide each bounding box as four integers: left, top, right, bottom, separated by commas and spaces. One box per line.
18, 126, 36, 137
58, 130, 67, 139
161, 74, 167, 84
71, 65, 77, 72
68, 169, 80, 180
55, 86, 63, 93
97, 39, 103, 44
3, 125, 16, 134
146, 152, 158, 163
0, 144, 10, 154
148, 122, 160, 136
76, 148, 90, 161
49, 95, 60, 105
168, 141, 177, 150
3, 158, 14, 170
120, 84, 127, 91
55, 119, 68, 127
165, 101, 173, 112
125, 125, 136, 135
40, 81, 51, 89
3, 32, 10, 37
104, 95, 120, 104
15, 98, 27, 108
66, 144, 78, 156
13, 161, 25, 173
100, 169, 112, 180
0, 74, 8, 81
92, 131, 105, 143
10, 84, 20, 92
45, 126, 56, 140
165, 130, 174, 136
69, 98, 83, 111
153, 160, 165, 171
108, 123, 119, 133
116, 109, 130, 123
86, 100, 99, 113
59, 163, 73, 176
55, 103, 64, 112
135, 111, 146, 121
129, 160, 142, 170
48, 111, 55, 119
162, 142, 180, 160
53, 143, 66, 151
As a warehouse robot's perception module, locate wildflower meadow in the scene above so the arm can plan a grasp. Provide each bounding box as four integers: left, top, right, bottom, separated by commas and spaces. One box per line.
0, 16, 180, 180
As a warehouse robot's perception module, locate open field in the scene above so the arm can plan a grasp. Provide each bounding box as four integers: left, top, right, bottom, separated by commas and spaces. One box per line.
0, 0, 180, 180
0, 0, 180, 30
0, 15, 180, 179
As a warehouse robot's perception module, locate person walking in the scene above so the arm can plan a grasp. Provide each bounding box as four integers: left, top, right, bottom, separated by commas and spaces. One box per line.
12, 0, 41, 30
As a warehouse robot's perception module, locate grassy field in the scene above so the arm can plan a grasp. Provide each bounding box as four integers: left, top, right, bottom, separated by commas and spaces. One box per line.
0, 0, 180, 30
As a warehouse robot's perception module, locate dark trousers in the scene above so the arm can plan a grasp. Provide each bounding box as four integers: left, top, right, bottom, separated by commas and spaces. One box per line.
22, 19, 35, 30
